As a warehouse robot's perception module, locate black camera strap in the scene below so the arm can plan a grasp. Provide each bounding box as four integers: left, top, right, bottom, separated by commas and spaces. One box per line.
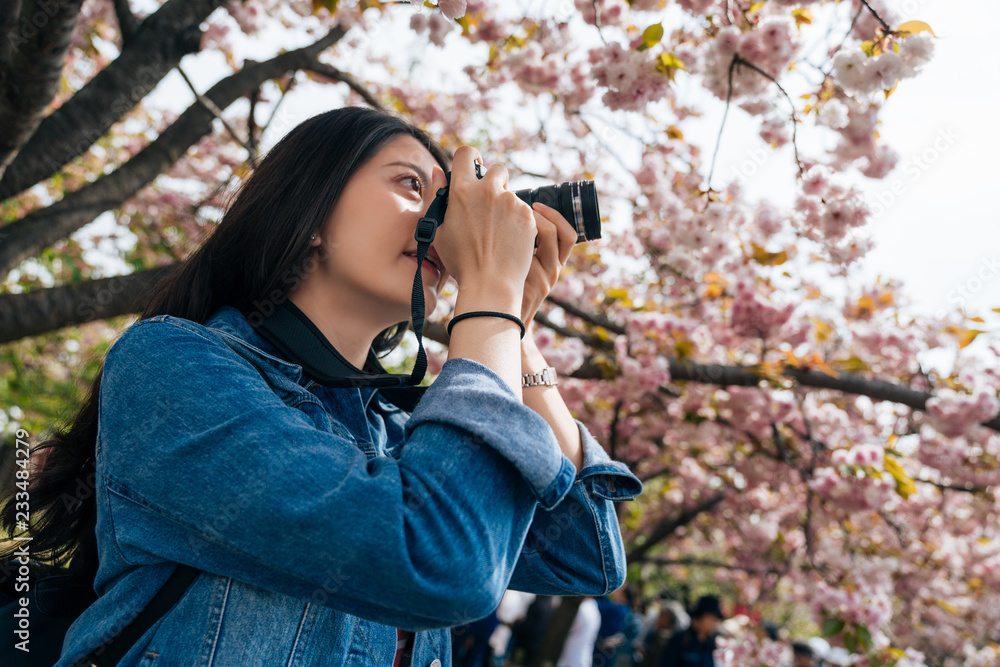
251, 174, 453, 396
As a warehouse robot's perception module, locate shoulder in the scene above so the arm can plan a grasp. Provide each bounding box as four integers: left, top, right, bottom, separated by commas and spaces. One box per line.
109, 315, 232, 362
104, 314, 247, 385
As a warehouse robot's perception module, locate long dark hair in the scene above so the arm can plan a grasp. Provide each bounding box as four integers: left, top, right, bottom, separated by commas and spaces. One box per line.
0, 107, 450, 578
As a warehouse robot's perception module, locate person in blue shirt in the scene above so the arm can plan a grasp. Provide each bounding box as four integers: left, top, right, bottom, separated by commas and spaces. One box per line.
658, 596, 724, 667
1, 106, 642, 666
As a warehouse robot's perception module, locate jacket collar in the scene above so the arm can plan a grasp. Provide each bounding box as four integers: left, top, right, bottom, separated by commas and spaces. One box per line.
205, 305, 381, 411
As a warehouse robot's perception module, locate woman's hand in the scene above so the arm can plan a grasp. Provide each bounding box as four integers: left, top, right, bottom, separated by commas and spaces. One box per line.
432, 146, 537, 294
521, 201, 577, 330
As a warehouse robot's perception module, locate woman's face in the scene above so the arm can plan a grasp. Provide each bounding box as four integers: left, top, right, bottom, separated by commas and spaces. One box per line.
313, 134, 451, 327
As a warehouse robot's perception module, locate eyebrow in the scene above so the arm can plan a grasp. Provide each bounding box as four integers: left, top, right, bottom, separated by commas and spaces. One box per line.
383, 161, 431, 190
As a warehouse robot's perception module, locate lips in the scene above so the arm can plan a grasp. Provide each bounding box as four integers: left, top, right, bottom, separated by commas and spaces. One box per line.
403, 250, 444, 275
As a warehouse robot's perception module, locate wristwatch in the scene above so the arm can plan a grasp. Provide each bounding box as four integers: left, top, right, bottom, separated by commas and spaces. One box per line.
522, 366, 558, 388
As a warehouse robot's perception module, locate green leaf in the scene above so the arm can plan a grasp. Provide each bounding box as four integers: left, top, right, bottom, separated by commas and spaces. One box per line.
822, 617, 845, 637
856, 625, 874, 652
637, 23, 664, 51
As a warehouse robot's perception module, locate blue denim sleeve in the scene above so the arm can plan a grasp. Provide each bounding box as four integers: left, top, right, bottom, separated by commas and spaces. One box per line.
97, 320, 574, 631
507, 421, 642, 595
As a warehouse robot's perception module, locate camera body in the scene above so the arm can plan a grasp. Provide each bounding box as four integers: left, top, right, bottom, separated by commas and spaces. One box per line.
431, 163, 602, 244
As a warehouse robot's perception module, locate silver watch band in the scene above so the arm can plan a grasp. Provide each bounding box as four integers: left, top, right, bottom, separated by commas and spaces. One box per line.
522, 366, 558, 387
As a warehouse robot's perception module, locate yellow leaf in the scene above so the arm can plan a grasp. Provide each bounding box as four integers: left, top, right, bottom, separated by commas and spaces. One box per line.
812, 318, 833, 342
704, 283, 724, 299
959, 329, 987, 349
969, 316, 986, 323
884, 454, 916, 499
637, 23, 664, 51
666, 125, 684, 140
605, 287, 630, 301
935, 599, 959, 614
884, 79, 899, 99
833, 356, 870, 373
791, 7, 813, 29
993, 308, 1000, 313
748, 2, 765, 13
655, 53, 686, 81
750, 243, 789, 266
896, 20, 937, 37
854, 295, 876, 316
860, 40, 878, 57
803, 103, 815, 114
674, 339, 695, 359
312, 0, 340, 14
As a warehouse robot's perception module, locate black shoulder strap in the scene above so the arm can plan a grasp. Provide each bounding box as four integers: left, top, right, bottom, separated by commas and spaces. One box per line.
86, 564, 200, 667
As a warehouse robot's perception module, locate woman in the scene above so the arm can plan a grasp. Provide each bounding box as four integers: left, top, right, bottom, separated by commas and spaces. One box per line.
4, 107, 641, 666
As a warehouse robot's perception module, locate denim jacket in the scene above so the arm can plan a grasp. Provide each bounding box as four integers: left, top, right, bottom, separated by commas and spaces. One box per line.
57, 305, 642, 667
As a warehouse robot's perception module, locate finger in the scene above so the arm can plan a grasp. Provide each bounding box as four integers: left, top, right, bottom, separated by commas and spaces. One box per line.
450, 146, 482, 186
533, 202, 576, 264
532, 208, 560, 273
482, 163, 509, 190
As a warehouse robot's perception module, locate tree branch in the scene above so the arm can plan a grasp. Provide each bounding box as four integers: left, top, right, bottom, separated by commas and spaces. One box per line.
705, 54, 738, 202
113, 0, 139, 45
627, 493, 727, 562
0, 266, 173, 343
0, 0, 225, 201
0, 0, 86, 179
300, 61, 386, 111
858, 0, 891, 32
646, 557, 784, 576
545, 295, 626, 335
0, 26, 347, 276
532, 310, 614, 350
176, 64, 253, 153
732, 54, 803, 177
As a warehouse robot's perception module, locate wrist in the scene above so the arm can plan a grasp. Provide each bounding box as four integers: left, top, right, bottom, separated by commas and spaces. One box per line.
455, 282, 522, 317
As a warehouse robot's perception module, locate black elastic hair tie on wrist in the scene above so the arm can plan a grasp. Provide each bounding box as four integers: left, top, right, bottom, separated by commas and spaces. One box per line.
447, 311, 526, 339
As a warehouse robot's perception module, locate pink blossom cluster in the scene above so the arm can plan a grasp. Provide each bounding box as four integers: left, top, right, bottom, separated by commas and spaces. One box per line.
925, 388, 1000, 437
712, 386, 795, 440
810, 580, 894, 629
587, 42, 673, 111
795, 182, 869, 243
699, 17, 799, 101
758, 114, 792, 149
530, 327, 587, 375
851, 323, 923, 375
409, 11, 455, 47
832, 34, 935, 97
612, 335, 672, 394
916, 426, 1000, 488
849, 0, 897, 40
714, 633, 788, 667
437, 0, 467, 20
809, 464, 894, 513
574, 0, 628, 28
729, 278, 796, 340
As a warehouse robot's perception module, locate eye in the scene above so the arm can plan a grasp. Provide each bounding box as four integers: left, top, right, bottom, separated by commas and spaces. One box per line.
401, 174, 423, 196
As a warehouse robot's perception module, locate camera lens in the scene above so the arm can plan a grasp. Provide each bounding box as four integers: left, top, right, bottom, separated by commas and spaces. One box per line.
514, 181, 602, 243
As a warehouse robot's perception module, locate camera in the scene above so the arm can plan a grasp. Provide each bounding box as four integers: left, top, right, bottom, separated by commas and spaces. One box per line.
433, 163, 602, 244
